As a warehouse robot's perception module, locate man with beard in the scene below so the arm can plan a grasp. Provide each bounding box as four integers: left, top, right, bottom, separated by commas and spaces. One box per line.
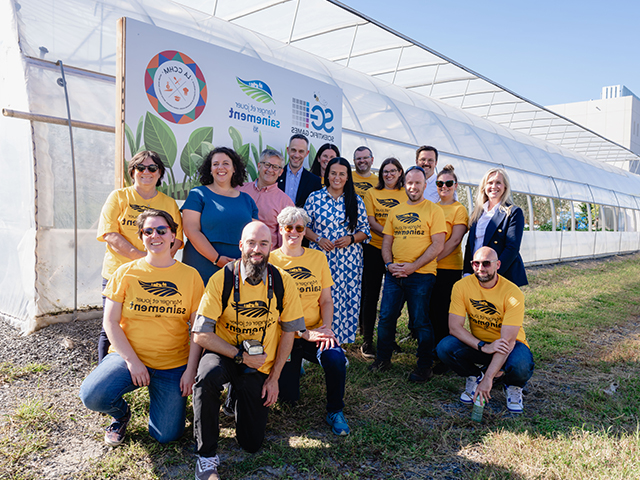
191, 221, 304, 480
369, 166, 446, 382
351, 146, 377, 198
437, 247, 534, 414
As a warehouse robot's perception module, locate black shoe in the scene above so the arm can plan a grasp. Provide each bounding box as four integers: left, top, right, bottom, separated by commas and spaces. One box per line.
360, 342, 376, 359
369, 359, 391, 372
432, 361, 450, 375
392, 342, 402, 354
104, 407, 131, 447
408, 366, 433, 383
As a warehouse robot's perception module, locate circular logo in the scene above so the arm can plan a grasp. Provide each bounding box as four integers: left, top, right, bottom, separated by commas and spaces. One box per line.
145, 50, 207, 124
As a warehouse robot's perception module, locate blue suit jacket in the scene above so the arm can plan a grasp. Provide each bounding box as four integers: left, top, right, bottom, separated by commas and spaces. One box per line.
277, 167, 322, 208
463, 205, 528, 286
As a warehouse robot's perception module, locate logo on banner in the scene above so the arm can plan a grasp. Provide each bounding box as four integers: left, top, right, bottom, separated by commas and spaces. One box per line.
145, 50, 207, 124
236, 77, 275, 104
291, 92, 335, 142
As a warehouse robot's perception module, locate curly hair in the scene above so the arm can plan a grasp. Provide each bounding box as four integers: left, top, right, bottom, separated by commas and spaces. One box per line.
197, 147, 248, 188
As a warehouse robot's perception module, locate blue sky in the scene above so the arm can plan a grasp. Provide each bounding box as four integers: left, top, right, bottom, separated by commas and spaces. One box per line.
339, 0, 640, 106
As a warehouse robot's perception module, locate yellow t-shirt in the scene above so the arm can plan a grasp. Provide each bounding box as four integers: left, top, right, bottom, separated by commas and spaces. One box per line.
436, 201, 469, 270
352, 171, 378, 198
196, 265, 304, 374
104, 258, 204, 370
97, 186, 184, 279
449, 274, 528, 347
382, 199, 446, 275
270, 248, 334, 332
364, 188, 408, 249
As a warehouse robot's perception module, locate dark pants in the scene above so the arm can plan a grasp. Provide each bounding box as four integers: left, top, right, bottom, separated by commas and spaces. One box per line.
98, 277, 110, 363
377, 272, 436, 369
437, 336, 535, 387
279, 339, 346, 413
428, 269, 462, 354
193, 350, 269, 456
359, 244, 386, 344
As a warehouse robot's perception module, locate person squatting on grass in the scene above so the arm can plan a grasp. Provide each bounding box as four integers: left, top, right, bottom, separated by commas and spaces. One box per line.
80, 209, 204, 447
191, 221, 304, 480
437, 246, 535, 413
270, 206, 350, 436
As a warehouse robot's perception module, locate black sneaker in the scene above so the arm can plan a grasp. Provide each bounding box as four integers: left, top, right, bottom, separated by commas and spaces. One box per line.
369, 359, 391, 372
104, 407, 131, 447
360, 342, 376, 359
408, 366, 433, 383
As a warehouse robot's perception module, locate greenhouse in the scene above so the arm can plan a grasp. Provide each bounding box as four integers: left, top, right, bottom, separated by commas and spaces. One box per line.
2, 0, 639, 333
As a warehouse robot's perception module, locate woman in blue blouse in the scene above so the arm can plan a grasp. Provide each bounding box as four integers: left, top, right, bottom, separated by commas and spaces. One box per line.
304, 157, 371, 344
182, 147, 259, 284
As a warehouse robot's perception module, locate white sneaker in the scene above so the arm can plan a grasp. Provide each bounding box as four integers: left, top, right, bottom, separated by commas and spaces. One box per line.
195, 454, 220, 480
460, 372, 483, 404
505, 385, 524, 413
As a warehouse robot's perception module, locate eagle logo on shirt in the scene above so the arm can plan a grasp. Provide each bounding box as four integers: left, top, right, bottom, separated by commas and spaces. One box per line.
378, 198, 400, 208
355, 182, 373, 192
471, 299, 498, 316
130, 204, 147, 213
396, 212, 420, 224
286, 266, 315, 280
234, 301, 270, 318
139, 280, 182, 297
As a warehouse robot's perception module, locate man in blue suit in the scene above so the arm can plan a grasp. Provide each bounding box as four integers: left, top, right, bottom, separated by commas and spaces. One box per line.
278, 134, 322, 208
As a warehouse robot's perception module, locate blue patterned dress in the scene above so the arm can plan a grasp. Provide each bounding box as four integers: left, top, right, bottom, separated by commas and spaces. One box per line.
304, 188, 371, 344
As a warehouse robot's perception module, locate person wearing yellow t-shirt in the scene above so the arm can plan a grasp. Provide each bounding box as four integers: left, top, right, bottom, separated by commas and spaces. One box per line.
429, 165, 469, 374
80, 209, 204, 448
436, 247, 534, 414
191, 222, 304, 479
271, 206, 350, 436
359, 157, 407, 359
96, 150, 184, 362
369, 166, 446, 383
351, 146, 378, 198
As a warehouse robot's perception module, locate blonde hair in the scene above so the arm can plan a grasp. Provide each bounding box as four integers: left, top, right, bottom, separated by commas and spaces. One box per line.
470, 168, 514, 224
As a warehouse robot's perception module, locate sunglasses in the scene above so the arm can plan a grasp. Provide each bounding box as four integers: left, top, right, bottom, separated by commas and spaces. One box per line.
436, 180, 455, 188
471, 260, 497, 269
135, 164, 159, 173
142, 226, 171, 236
283, 224, 305, 233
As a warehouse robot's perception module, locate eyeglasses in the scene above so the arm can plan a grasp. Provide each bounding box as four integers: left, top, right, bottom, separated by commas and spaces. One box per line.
471, 260, 497, 269
142, 226, 170, 236
382, 169, 399, 176
436, 180, 455, 188
283, 224, 305, 233
135, 164, 159, 173
259, 161, 283, 172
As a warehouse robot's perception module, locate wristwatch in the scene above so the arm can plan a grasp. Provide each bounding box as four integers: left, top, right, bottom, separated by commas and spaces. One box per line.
477, 341, 486, 352
385, 262, 392, 272
234, 347, 244, 365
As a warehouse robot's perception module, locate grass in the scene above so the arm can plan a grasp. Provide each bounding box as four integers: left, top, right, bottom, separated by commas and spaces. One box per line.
3, 254, 640, 479
0, 362, 50, 383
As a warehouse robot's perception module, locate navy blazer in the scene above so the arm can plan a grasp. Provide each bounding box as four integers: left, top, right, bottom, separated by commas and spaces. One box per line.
277, 166, 322, 208
463, 204, 528, 286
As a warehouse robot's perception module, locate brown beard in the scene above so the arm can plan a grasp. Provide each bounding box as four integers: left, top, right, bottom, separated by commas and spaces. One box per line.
475, 270, 496, 284
242, 252, 269, 285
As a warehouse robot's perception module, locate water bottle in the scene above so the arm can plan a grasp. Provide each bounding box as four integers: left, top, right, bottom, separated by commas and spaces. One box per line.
471, 396, 485, 422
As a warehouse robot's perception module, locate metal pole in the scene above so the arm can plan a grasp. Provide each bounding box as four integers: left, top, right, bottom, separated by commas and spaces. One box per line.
57, 60, 78, 321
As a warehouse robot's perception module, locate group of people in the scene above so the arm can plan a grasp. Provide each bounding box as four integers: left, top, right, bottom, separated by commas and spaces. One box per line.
79, 134, 535, 480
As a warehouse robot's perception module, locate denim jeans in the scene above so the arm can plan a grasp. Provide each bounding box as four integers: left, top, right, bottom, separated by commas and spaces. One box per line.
377, 272, 436, 368
436, 335, 535, 387
79, 352, 187, 443
279, 338, 347, 413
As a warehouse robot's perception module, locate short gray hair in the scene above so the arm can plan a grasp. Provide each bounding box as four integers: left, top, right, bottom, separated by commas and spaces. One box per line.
260, 148, 284, 165
277, 206, 310, 226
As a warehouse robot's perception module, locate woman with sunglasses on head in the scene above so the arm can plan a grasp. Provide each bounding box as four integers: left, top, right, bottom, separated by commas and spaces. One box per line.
304, 157, 371, 345
463, 167, 528, 286
359, 157, 407, 359
181, 147, 259, 285
310, 143, 340, 183
270, 207, 350, 436
429, 165, 469, 373
96, 151, 184, 362
80, 209, 204, 447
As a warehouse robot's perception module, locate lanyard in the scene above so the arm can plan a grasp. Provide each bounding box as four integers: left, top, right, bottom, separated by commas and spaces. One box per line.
233, 260, 272, 347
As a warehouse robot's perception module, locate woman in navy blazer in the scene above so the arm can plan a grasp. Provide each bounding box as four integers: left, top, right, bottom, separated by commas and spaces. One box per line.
463, 168, 528, 286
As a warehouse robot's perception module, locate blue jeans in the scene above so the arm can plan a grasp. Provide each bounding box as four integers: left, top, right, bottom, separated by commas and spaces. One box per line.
279, 339, 347, 413
377, 272, 436, 368
436, 335, 535, 387
79, 352, 187, 443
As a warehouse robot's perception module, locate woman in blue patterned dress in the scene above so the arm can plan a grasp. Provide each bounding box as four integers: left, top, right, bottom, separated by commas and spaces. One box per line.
304, 157, 371, 344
